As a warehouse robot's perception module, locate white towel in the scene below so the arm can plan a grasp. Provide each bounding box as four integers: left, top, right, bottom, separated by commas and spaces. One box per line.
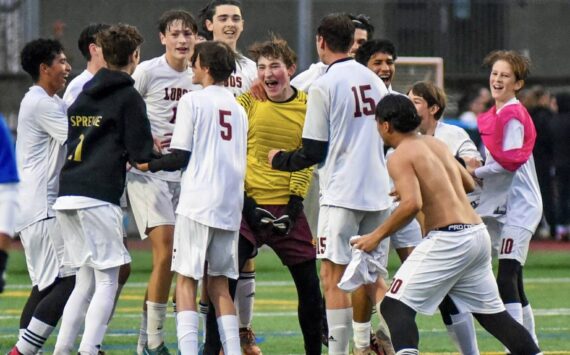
338, 235, 388, 292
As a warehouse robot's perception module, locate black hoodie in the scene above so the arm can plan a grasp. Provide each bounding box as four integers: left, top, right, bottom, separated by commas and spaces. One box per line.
59, 68, 154, 205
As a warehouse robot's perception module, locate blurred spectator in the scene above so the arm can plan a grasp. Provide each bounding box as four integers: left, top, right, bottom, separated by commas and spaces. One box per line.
524, 86, 555, 238
458, 85, 491, 147
550, 93, 570, 241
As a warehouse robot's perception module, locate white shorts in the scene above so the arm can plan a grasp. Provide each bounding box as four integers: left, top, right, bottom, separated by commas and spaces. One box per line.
0, 184, 18, 237
386, 224, 505, 315
172, 214, 239, 280
127, 173, 180, 239
317, 205, 390, 266
484, 217, 532, 265
390, 218, 422, 250
57, 205, 131, 270
19, 218, 76, 291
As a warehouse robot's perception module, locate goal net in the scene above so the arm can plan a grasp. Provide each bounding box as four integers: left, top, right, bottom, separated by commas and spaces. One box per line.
392, 56, 444, 93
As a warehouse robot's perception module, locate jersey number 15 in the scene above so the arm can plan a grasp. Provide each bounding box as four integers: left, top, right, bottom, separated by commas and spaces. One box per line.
351, 85, 376, 118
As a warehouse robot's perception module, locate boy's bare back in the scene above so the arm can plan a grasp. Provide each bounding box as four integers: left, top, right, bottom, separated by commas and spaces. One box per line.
389, 135, 482, 232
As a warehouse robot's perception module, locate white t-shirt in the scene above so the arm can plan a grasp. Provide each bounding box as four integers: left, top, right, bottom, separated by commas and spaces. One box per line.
475, 98, 542, 231
303, 58, 391, 211
171, 85, 248, 231
223, 55, 257, 97
15, 86, 67, 232
291, 62, 328, 93
130, 55, 202, 181
62, 69, 93, 107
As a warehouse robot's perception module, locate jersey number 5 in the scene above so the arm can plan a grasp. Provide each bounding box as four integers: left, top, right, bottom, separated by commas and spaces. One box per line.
219, 110, 233, 141
351, 85, 376, 118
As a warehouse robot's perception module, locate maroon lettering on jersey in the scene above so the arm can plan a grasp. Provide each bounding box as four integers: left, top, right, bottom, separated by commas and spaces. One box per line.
170, 89, 176, 101
163, 88, 170, 100
164, 88, 191, 101
389, 278, 403, 294
224, 75, 241, 88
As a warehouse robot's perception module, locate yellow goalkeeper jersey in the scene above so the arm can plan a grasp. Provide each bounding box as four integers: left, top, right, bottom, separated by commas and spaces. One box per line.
237, 89, 313, 205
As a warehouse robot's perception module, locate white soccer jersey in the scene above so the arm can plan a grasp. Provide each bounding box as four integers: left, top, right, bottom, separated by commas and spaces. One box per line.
434, 121, 480, 159
130, 55, 201, 181
434, 121, 482, 206
62, 69, 93, 107
170, 85, 248, 231
15, 86, 67, 232
291, 62, 328, 93
222, 55, 256, 97
303, 58, 391, 211
475, 99, 542, 231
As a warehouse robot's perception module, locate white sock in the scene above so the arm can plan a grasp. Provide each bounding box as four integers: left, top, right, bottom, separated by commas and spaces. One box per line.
78, 267, 118, 355
176, 311, 199, 355
445, 312, 479, 355
199, 302, 209, 343
146, 301, 168, 349
16, 317, 54, 355
217, 315, 240, 355
236, 272, 255, 328
107, 283, 125, 325
522, 304, 539, 345
352, 321, 371, 349
55, 266, 95, 354
326, 308, 353, 355
505, 302, 523, 324
396, 349, 419, 355
504, 303, 523, 354
137, 310, 148, 355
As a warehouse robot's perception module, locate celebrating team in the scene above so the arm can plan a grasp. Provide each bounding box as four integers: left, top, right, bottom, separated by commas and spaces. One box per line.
4, 0, 544, 354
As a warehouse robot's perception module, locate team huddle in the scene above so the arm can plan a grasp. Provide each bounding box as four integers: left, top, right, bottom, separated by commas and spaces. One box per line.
1, 0, 546, 354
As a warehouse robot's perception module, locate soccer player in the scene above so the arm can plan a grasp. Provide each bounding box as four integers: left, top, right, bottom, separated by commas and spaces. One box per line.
0, 117, 19, 294
136, 40, 248, 355
352, 93, 542, 355
125, 10, 200, 354
62, 23, 109, 106
291, 13, 374, 93
355, 39, 398, 94
8, 38, 76, 355
408, 81, 482, 355
209, 36, 324, 355
269, 13, 391, 355
59, 22, 133, 355
467, 50, 542, 347
198, 2, 259, 351
52, 24, 153, 355
199, 0, 256, 96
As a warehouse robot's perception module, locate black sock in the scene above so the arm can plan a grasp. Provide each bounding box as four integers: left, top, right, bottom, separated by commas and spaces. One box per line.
474, 311, 540, 354
33, 276, 75, 326
0, 250, 8, 292
289, 259, 323, 355
381, 297, 419, 351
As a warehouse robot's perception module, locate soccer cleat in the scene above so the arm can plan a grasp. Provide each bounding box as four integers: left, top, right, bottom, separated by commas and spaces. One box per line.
142, 342, 171, 355
375, 328, 395, 355
353, 346, 378, 355
369, 332, 385, 355
239, 327, 262, 355
6, 347, 22, 355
